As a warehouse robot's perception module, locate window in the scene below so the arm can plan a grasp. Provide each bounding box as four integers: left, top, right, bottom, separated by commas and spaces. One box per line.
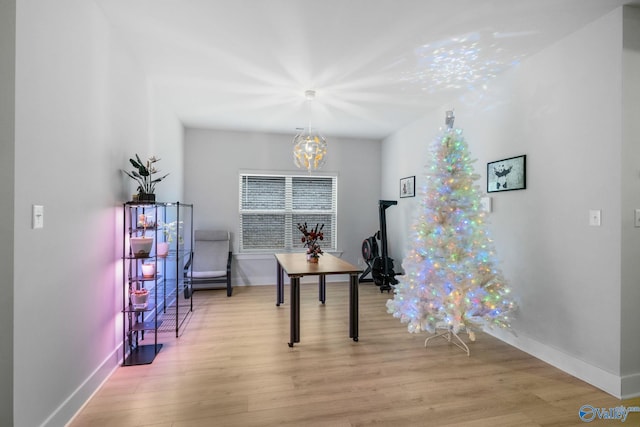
239, 172, 337, 252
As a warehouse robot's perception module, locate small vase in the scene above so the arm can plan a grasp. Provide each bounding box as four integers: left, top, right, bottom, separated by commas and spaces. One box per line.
306, 254, 319, 263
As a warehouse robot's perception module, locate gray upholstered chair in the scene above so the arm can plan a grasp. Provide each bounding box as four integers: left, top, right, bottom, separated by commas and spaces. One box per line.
186, 230, 232, 296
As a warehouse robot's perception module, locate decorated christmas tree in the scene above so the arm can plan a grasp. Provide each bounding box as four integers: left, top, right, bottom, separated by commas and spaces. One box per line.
386, 112, 517, 350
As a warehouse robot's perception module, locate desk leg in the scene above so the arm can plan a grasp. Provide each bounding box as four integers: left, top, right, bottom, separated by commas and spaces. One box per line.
289, 276, 300, 347
349, 273, 359, 342
276, 262, 284, 306
319, 275, 326, 304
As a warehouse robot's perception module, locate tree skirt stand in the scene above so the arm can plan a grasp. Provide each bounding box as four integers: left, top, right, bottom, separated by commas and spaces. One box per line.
424, 326, 474, 356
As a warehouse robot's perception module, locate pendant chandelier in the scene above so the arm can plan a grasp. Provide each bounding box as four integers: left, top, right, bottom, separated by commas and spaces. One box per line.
293, 90, 327, 172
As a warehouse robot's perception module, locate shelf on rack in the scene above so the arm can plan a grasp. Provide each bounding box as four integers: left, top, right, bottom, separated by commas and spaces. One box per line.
131, 320, 163, 332
123, 303, 157, 313
132, 274, 164, 282
123, 344, 163, 366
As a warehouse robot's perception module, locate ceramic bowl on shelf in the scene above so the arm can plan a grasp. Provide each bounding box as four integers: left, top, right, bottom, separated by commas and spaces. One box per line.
131, 289, 149, 309
141, 262, 156, 278
130, 236, 153, 258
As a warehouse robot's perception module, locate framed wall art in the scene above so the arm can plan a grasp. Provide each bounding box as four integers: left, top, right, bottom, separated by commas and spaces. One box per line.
487, 155, 526, 193
400, 176, 415, 198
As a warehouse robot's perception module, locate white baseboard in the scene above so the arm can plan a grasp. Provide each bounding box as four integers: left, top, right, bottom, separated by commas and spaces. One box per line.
622, 372, 640, 399
53, 345, 121, 427
483, 328, 624, 399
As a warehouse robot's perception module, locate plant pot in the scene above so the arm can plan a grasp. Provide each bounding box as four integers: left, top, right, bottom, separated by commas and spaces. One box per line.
130, 236, 153, 258
306, 254, 319, 263
131, 289, 149, 309
156, 241, 169, 257
141, 262, 156, 278
157, 241, 170, 257
138, 193, 156, 203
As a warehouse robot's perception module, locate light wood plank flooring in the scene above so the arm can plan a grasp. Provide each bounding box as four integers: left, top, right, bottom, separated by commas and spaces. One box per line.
69, 283, 640, 426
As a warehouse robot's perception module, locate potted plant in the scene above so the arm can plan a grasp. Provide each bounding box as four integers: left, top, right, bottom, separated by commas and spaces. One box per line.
130, 213, 154, 258
123, 154, 169, 203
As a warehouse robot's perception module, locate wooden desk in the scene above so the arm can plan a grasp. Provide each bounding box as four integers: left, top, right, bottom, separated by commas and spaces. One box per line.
275, 253, 362, 347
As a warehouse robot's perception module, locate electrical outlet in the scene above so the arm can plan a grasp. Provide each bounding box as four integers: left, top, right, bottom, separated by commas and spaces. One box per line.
589, 209, 601, 227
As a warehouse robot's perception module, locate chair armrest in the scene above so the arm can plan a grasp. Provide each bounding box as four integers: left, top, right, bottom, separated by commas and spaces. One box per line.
184, 251, 193, 272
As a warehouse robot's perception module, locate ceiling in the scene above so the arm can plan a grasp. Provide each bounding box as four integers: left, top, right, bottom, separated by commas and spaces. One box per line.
96, 0, 639, 140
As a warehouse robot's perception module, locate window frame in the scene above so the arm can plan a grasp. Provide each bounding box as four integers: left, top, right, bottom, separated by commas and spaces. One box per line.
238, 171, 338, 253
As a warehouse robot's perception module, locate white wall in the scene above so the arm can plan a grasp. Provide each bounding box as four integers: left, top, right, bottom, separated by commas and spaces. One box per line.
185, 128, 381, 285
382, 8, 639, 398
480, 8, 627, 396
0, 0, 15, 425
12, 1, 184, 425
381, 115, 442, 260
621, 5, 640, 398
149, 87, 185, 202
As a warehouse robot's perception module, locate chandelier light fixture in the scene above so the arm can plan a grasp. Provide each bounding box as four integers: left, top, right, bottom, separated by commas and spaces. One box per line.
293, 90, 327, 172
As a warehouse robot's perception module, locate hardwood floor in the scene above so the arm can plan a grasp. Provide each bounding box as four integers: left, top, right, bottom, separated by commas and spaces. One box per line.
69, 283, 640, 426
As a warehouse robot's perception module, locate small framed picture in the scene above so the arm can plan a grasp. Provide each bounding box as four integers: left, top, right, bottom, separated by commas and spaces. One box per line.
400, 176, 415, 198
487, 155, 526, 193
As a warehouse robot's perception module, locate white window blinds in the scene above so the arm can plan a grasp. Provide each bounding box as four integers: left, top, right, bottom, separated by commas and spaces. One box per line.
239, 173, 337, 252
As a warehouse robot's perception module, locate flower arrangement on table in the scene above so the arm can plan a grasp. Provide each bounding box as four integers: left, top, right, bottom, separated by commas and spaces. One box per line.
297, 222, 324, 261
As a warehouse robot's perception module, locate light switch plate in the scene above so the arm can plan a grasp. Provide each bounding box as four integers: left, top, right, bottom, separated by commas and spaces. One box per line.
480, 196, 492, 213
589, 209, 601, 227
635, 209, 640, 228
32, 205, 44, 229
